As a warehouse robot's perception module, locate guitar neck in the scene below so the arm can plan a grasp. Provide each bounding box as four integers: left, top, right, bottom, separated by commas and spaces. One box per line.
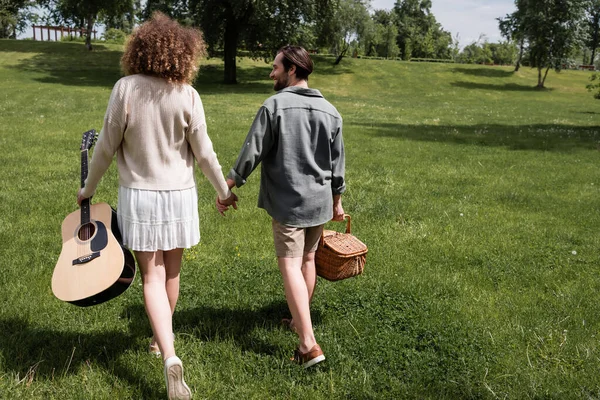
80, 149, 90, 225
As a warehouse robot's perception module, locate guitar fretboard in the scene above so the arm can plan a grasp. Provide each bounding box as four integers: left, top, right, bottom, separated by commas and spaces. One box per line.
80, 149, 90, 225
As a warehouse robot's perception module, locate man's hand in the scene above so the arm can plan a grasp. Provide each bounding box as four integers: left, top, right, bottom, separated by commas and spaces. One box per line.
332, 195, 344, 221
216, 191, 238, 216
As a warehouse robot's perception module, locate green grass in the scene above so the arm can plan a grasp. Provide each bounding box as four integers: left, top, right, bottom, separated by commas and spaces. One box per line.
1, 39, 599, 399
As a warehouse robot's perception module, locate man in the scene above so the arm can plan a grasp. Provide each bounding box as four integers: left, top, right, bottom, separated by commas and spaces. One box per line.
222, 45, 345, 368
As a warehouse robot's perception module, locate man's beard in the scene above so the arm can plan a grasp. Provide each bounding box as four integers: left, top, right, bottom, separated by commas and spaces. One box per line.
273, 75, 289, 91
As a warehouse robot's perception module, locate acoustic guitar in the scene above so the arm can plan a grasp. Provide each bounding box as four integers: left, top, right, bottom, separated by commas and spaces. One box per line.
52, 129, 136, 307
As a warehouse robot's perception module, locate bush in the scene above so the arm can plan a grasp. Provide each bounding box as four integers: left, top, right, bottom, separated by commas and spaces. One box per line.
102, 28, 127, 44
586, 73, 600, 99
410, 58, 455, 63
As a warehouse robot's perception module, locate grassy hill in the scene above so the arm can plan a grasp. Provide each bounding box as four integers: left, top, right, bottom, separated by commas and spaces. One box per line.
0, 39, 599, 399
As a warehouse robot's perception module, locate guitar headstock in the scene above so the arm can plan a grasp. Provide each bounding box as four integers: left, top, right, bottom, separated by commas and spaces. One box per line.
80, 129, 98, 151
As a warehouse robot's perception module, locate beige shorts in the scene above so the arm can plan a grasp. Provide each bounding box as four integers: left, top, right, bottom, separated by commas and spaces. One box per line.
272, 219, 324, 258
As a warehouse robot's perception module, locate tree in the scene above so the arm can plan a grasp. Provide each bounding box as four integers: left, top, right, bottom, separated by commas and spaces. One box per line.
393, 0, 451, 60
488, 41, 517, 65
325, 0, 371, 64
189, 0, 330, 84
41, 0, 134, 50
585, 0, 600, 66
498, 1, 527, 71
140, 0, 191, 25
102, 0, 140, 33
358, 9, 400, 58
513, 0, 587, 88
586, 72, 600, 98
0, 0, 36, 39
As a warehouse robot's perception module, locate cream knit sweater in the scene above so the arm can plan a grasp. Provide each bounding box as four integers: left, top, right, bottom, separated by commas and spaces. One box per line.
81, 74, 231, 201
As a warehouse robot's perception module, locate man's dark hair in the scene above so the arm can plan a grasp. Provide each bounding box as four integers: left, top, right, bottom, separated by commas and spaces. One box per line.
278, 45, 313, 80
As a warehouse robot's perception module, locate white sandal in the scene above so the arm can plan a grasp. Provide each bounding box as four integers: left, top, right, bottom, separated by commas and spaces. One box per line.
148, 333, 176, 357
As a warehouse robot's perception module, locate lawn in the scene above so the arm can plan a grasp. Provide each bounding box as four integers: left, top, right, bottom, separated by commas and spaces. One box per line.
0, 39, 599, 399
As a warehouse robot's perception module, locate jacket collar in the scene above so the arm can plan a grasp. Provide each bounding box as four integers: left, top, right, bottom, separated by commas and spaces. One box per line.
278, 86, 323, 98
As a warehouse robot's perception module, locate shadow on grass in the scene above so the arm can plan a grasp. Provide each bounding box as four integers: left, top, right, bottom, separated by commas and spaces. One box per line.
452, 66, 515, 78
353, 122, 599, 151
0, 317, 163, 399
125, 301, 319, 357
451, 81, 551, 92
1, 40, 345, 94
194, 64, 273, 95
3, 41, 122, 87
0, 300, 309, 397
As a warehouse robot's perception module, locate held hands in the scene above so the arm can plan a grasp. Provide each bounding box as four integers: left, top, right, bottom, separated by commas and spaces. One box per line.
216, 191, 238, 216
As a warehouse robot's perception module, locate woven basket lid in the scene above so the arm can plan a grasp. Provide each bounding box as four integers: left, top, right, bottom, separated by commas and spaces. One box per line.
322, 230, 367, 255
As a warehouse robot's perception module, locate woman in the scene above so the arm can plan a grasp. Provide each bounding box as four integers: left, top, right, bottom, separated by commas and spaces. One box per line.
77, 13, 237, 400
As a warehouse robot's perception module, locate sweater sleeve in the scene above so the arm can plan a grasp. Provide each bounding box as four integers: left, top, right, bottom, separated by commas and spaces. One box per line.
331, 119, 346, 195
226, 106, 274, 188
187, 91, 231, 201
80, 79, 127, 198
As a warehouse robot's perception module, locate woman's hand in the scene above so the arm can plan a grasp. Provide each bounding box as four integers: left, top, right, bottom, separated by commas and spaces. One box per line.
77, 189, 89, 206
216, 192, 238, 216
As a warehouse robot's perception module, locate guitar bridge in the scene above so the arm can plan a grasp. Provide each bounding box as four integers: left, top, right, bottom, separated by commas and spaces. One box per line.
72, 252, 100, 265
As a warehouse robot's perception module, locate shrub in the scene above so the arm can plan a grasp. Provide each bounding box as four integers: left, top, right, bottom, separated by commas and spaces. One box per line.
102, 28, 127, 44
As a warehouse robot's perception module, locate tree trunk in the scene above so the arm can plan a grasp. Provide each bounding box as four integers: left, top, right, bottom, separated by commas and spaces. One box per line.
85, 16, 95, 51
223, 17, 238, 84
334, 43, 349, 65
542, 66, 551, 87
515, 37, 524, 72
537, 66, 551, 88
591, 17, 599, 66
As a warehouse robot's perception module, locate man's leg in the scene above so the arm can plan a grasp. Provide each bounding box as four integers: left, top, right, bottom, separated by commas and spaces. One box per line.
301, 251, 317, 303
278, 256, 317, 354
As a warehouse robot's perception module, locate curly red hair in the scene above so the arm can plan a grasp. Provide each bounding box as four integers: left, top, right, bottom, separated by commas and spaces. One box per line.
121, 12, 206, 84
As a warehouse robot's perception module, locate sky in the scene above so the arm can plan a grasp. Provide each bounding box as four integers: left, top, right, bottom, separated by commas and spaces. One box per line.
371, 0, 517, 48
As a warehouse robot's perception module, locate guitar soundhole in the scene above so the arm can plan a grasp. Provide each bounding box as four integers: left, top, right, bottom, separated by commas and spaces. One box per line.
78, 222, 96, 240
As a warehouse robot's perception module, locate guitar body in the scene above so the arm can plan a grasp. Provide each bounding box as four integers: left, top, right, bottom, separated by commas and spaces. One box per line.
52, 202, 136, 307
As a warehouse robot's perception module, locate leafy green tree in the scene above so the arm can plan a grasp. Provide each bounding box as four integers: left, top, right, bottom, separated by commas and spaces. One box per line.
586, 72, 600, 98
189, 0, 330, 84
359, 9, 399, 58
585, 0, 600, 66
457, 39, 493, 65
515, 0, 587, 87
140, 0, 191, 24
0, 0, 37, 39
317, 0, 371, 64
41, 0, 134, 50
488, 41, 517, 65
378, 21, 400, 58
393, 0, 451, 60
102, 0, 139, 33
498, 0, 528, 71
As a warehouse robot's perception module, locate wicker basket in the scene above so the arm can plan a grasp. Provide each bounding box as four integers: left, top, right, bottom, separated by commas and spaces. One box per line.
315, 214, 368, 281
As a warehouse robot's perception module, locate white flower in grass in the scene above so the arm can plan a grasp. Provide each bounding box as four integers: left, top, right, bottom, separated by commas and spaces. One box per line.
571, 250, 577, 255
459, 213, 464, 217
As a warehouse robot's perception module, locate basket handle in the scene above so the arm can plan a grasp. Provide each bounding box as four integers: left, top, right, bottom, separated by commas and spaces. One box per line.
342, 214, 351, 233
319, 214, 352, 246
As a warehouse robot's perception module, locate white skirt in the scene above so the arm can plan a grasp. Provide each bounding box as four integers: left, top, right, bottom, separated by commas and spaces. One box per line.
117, 186, 200, 252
